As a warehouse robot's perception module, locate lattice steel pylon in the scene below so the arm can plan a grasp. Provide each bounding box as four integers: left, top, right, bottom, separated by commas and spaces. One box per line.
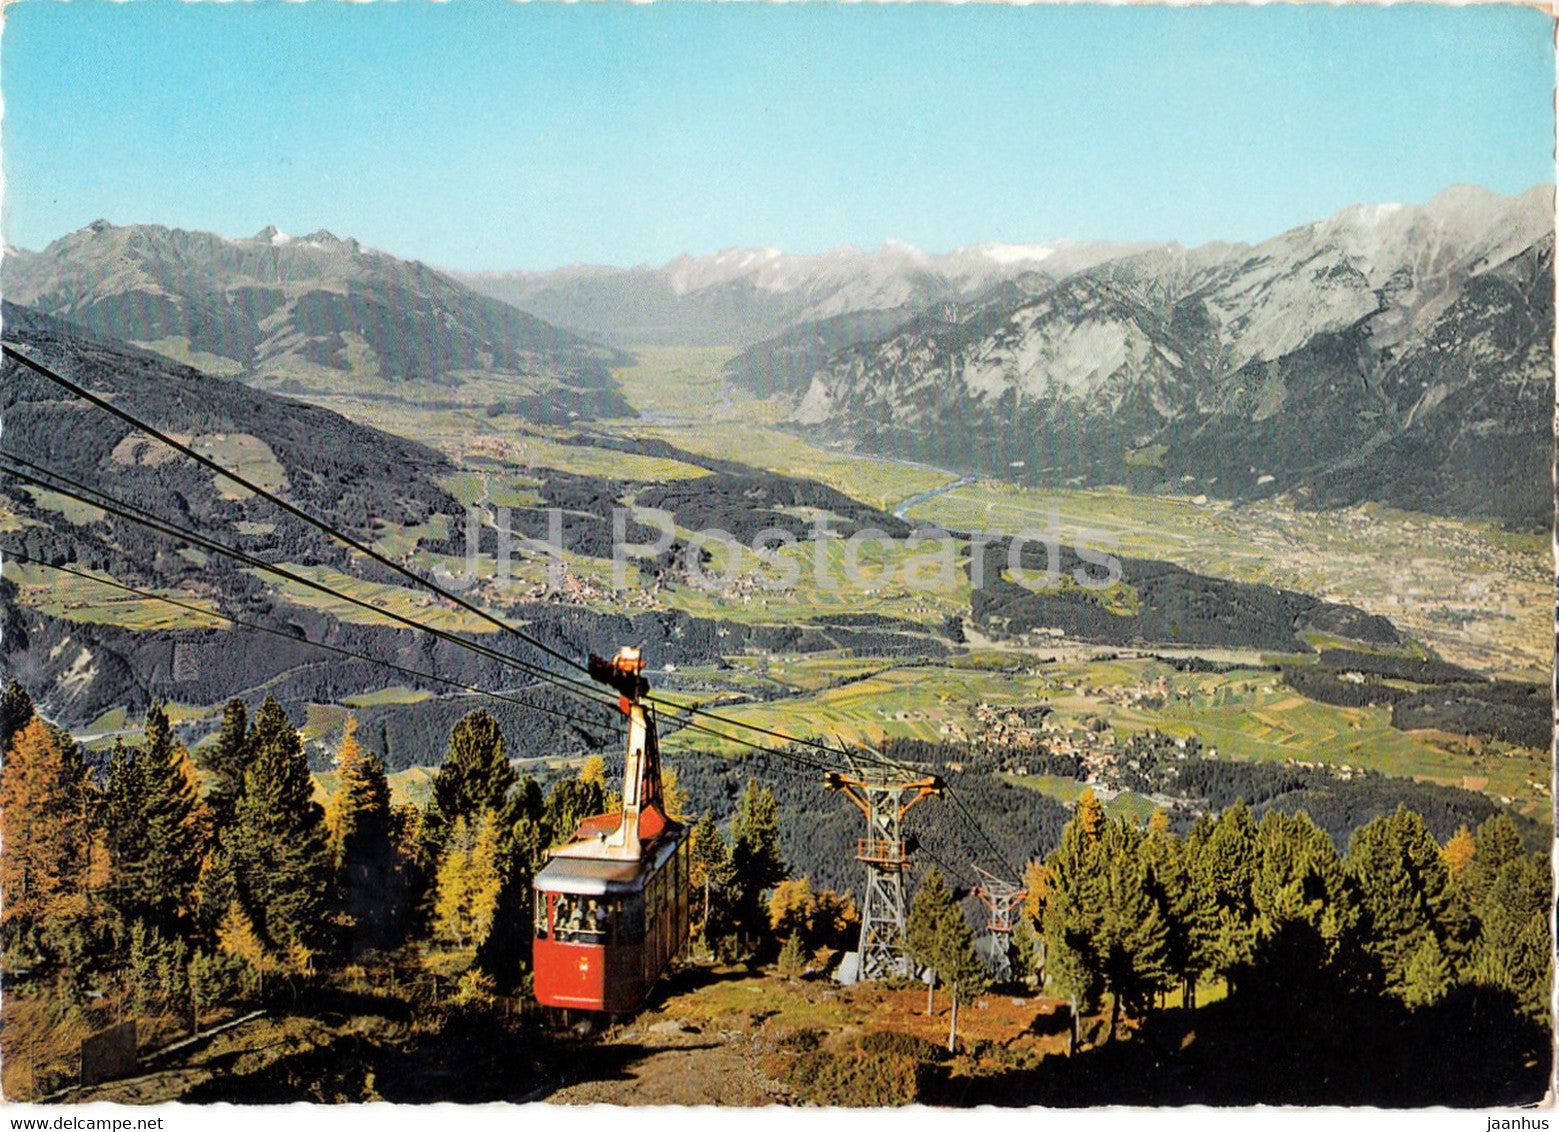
825, 758, 942, 981
971, 864, 1026, 935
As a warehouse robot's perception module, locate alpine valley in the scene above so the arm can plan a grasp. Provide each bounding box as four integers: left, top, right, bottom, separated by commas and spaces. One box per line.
0, 184, 1553, 1104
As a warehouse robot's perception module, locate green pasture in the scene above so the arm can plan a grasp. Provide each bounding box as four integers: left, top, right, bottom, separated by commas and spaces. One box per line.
371, 514, 453, 559
507, 431, 712, 482
3, 560, 228, 631
133, 335, 246, 377
22, 486, 107, 526
661, 661, 1051, 756
189, 433, 288, 500
263, 563, 500, 632
342, 685, 435, 708
1036, 657, 1550, 822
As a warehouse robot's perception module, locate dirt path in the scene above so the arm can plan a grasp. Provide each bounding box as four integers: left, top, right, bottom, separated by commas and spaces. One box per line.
543, 1024, 782, 1106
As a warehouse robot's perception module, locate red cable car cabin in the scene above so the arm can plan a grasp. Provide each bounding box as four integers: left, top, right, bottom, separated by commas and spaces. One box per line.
533, 648, 689, 1013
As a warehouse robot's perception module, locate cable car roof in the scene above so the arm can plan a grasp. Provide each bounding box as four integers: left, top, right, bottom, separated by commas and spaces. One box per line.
535, 855, 649, 895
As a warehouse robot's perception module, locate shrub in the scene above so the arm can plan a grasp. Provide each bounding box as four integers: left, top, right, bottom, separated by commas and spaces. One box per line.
776, 1026, 826, 1052
855, 1029, 943, 1062
782, 1048, 922, 1107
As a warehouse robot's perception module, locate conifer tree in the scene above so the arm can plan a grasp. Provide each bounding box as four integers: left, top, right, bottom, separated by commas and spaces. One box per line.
1460, 813, 1526, 908
1346, 805, 1452, 998
1142, 811, 1215, 1008
1467, 850, 1551, 1019
1011, 914, 1042, 985
229, 697, 335, 954
197, 698, 250, 828
433, 818, 476, 947
809, 888, 859, 952
0, 680, 37, 757
662, 764, 689, 820
1442, 825, 1477, 880
0, 717, 89, 977
473, 776, 549, 982
690, 811, 734, 940
1198, 800, 1261, 995
193, 844, 240, 939
433, 814, 504, 948
1019, 858, 1053, 985
730, 780, 786, 949
906, 866, 990, 1051
216, 899, 273, 998
424, 712, 516, 851
326, 719, 404, 949
939, 905, 992, 1053
768, 876, 817, 941
1097, 819, 1170, 1041
467, 815, 504, 948
1402, 934, 1453, 1008
906, 866, 955, 1015
1042, 790, 1108, 1052
104, 704, 208, 940
542, 776, 607, 849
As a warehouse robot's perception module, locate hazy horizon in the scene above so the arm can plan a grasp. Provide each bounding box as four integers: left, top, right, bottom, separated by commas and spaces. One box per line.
11, 180, 1553, 279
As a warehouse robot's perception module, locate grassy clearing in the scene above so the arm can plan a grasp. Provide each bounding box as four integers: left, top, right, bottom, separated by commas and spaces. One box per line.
22, 486, 107, 526
132, 335, 246, 377
621, 419, 954, 513
372, 514, 453, 558
662, 661, 1050, 755
189, 433, 288, 500
1005, 773, 1091, 803
508, 432, 711, 482
263, 563, 499, 633
342, 685, 436, 708
436, 472, 543, 508
3, 561, 227, 631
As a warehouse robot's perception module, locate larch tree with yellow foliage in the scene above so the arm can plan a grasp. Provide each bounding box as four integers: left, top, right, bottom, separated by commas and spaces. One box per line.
0, 714, 91, 978
326, 718, 405, 949
578, 755, 607, 788
1443, 825, 1477, 879
433, 814, 504, 949
216, 898, 274, 997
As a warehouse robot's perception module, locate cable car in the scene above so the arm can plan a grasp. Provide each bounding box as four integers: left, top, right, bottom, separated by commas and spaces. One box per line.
533, 648, 689, 1013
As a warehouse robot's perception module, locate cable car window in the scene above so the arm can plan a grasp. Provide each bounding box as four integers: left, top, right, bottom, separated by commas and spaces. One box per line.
534, 892, 551, 939
555, 895, 609, 944
617, 895, 645, 943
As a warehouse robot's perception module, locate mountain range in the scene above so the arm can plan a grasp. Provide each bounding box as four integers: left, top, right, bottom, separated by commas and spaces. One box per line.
3, 221, 631, 421
747, 184, 1555, 526
5, 184, 1552, 526
455, 238, 1160, 348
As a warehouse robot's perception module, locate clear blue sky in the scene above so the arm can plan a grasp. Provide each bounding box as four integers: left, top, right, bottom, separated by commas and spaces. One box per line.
3, 1, 1553, 270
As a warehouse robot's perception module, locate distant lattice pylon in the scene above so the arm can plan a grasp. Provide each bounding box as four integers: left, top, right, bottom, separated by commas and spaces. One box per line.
971, 864, 1025, 935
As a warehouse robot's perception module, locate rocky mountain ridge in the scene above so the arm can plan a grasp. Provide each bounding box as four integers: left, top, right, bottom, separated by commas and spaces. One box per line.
769, 184, 1554, 526
455, 237, 1162, 347
3, 221, 632, 421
